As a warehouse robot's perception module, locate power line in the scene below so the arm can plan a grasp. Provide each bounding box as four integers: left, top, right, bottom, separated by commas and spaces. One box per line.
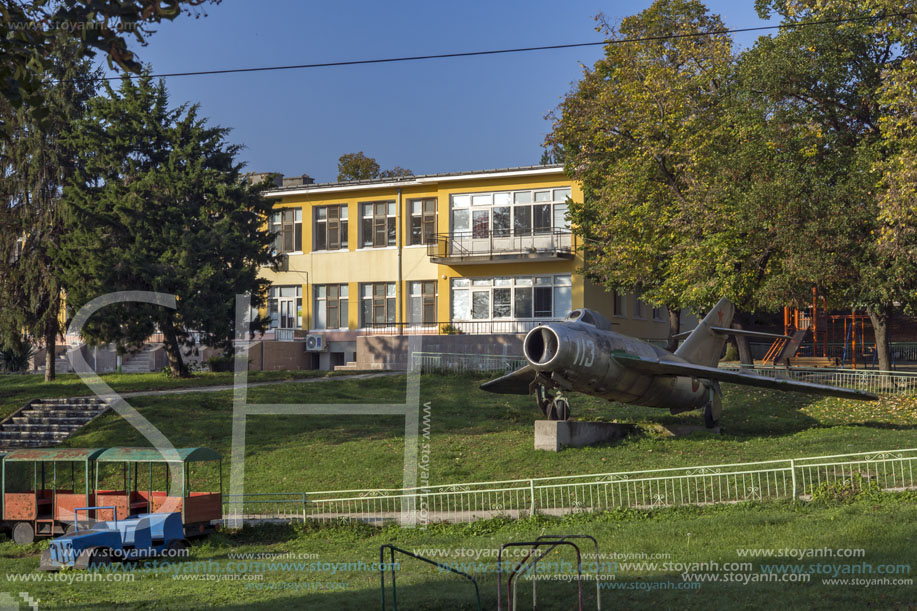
103, 11, 914, 81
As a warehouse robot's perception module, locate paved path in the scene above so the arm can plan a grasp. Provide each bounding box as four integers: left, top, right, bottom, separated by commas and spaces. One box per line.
117, 372, 403, 398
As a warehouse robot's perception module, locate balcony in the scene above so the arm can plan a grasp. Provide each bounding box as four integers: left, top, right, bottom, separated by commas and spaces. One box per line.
427, 229, 574, 265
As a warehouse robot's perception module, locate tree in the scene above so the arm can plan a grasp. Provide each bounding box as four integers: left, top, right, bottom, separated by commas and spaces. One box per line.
0, 36, 99, 381
0, 0, 218, 123
58, 74, 275, 377
732, 0, 915, 371
336, 152, 412, 181
546, 0, 734, 347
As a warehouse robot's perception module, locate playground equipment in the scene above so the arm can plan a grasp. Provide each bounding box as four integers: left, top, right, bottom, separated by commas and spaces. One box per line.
39, 509, 188, 570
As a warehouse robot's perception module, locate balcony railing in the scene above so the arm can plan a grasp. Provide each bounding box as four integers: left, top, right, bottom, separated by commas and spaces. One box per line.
359, 319, 558, 336
427, 229, 573, 264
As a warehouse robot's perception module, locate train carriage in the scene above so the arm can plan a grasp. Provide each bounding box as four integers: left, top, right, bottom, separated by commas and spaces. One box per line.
94, 447, 222, 537
1, 448, 104, 544
0, 447, 222, 544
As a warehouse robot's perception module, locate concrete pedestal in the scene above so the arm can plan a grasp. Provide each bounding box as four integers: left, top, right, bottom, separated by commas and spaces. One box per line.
534, 420, 637, 452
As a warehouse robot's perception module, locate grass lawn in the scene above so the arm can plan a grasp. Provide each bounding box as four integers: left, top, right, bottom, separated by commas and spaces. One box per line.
1, 492, 913, 609
0, 370, 351, 420
0, 372, 914, 608
39, 372, 917, 492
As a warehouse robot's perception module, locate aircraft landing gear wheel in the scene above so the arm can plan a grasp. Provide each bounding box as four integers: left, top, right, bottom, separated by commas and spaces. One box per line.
548, 396, 570, 421
703, 402, 719, 429
12, 522, 34, 545
534, 385, 552, 418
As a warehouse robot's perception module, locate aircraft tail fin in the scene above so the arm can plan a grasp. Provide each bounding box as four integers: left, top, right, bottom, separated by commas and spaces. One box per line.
674, 298, 736, 367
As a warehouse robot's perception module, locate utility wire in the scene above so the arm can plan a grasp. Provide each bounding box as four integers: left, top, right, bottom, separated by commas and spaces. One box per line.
103, 11, 915, 81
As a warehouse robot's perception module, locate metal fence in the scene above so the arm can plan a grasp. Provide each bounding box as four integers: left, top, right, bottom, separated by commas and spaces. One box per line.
721, 365, 917, 395
222, 448, 916, 525
411, 352, 526, 374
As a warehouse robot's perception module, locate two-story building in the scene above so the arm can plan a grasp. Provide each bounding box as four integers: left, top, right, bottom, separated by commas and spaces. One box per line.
257, 165, 673, 370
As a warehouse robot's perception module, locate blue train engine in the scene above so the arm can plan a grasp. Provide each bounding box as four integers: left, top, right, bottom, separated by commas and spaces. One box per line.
39, 507, 188, 570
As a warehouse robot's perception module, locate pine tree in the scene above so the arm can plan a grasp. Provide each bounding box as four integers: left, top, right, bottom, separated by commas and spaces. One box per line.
0, 36, 99, 381
59, 74, 276, 377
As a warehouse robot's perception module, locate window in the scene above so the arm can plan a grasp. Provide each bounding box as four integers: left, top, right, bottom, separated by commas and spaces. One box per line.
634, 292, 649, 319
314, 205, 348, 251
450, 188, 571, 238
612, 291, 626, 317
361, 282, 397, 326
409, 199, 437, 245
451, 275, 572, 321
313, 284, 348, 329
653, 306, 666, 321
361, 201, 396, 247
409, 281, 437, 325
270, 208, 302, 253
268, 286, 302, 329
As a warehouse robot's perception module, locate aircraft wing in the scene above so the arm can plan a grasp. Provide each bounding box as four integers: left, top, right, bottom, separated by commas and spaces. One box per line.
612, 354, 878, 401
479, 365, 535, 395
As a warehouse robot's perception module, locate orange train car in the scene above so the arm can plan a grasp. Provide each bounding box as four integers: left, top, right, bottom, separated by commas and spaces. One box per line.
1, 447, 222, 544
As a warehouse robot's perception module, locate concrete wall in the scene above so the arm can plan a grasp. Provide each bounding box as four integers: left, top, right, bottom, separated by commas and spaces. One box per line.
357, 334, 524, 370
244, 340, 316, 371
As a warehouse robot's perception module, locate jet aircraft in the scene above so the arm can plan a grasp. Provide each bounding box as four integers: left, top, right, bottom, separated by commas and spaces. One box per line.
481, 298, 877, 427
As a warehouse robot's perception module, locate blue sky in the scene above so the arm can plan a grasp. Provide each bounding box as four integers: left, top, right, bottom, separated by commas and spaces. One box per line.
109, 1, 775, 182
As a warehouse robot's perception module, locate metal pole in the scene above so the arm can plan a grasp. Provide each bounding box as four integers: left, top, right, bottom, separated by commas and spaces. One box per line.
790, 459, 797, 499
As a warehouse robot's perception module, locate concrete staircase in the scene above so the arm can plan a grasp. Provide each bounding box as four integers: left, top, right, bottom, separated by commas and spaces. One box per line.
0, 398, 110, 449
121, 344, 158, 373
333, 361, 360, 372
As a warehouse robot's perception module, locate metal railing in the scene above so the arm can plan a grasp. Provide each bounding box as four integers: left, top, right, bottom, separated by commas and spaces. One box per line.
222, 493, 308, 521
226, 448, 916, 525
721, 365, 917, 395
412, 352, 526, 374
360, 320, 558, 336
427, 229, 573, 261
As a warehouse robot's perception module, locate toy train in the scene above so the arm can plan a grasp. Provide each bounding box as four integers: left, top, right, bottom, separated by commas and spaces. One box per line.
0, 447, 222, 544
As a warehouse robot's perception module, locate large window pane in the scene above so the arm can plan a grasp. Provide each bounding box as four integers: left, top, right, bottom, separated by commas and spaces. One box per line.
554, 286, 573, 317
452, 288, 469, 319
534, 204, 551, 234
472, 210, 489, 238
472, 291, 490, 319
514, 287, 533, 318
514, 206, 531, 235
534, 287, 552, 317
553, 204, 569, 230
493, 207, 510, 237
453, 209, 470, 233
493, 288, 511, 318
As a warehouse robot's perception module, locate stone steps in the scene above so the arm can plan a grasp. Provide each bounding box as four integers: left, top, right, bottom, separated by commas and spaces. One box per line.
0, 397, 110, 449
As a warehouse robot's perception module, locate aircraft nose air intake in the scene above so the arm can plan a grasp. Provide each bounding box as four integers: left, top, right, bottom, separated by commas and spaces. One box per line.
524, 326, 559, 366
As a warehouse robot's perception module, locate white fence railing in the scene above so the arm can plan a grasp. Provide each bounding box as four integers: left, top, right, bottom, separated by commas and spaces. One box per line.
411, 352, 526, 374
222, 448, 917, 525
721, 365, 917, 395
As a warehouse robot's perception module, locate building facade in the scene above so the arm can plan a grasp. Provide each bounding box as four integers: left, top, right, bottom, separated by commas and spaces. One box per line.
259, 165, 671, 369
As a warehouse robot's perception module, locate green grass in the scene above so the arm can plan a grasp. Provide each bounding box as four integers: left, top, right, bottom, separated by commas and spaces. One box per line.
0, 372, 914, 608
1, 492, 913, 609
0, 370, 353, 420
43, 373, 917, 492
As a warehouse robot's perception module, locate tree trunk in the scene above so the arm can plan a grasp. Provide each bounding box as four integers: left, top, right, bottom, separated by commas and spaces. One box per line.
866, 305, 892, 371
44, 325, 56, 382
160, 318, 191, 378
666, 308, 681, 352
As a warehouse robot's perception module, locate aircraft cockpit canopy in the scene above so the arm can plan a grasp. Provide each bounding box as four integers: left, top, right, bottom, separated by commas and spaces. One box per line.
566, 308, 612, 331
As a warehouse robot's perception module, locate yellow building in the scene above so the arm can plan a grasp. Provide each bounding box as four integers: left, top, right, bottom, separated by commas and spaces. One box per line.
259, 165, 671, 369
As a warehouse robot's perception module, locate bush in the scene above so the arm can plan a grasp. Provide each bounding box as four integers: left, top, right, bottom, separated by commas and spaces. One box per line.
0, 335, 35, 373
441, 323, 464, 335
207, 355, 235, 372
